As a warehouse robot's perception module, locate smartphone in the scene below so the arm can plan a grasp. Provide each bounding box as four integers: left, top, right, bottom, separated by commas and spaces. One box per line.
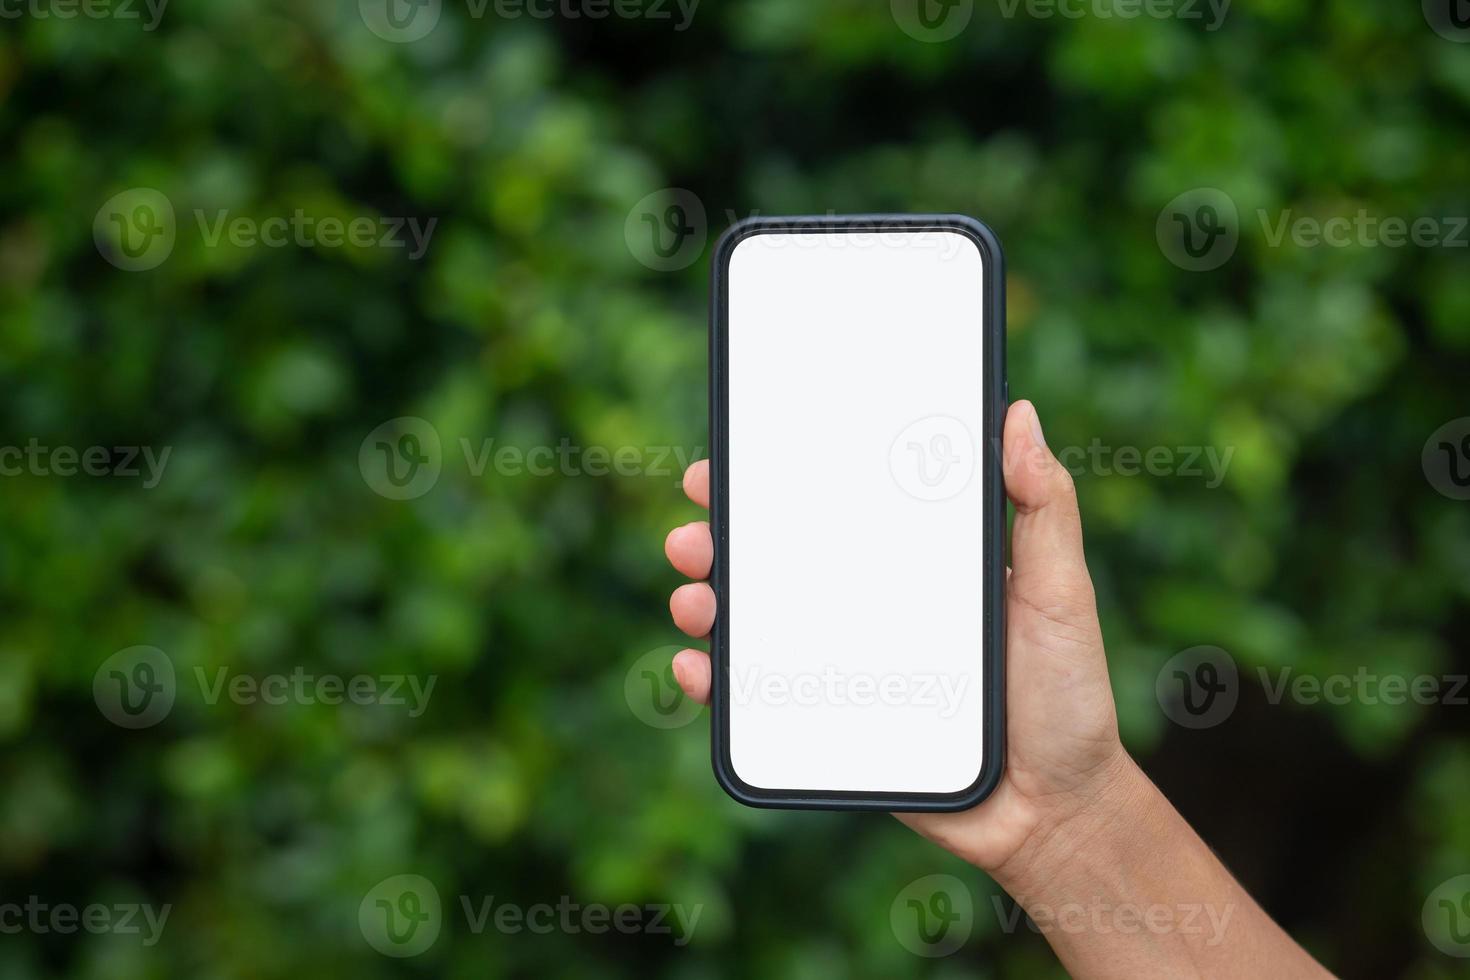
708, 214, 1006, 811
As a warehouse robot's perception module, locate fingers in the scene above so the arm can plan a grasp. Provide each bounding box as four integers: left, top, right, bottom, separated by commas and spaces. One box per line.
683, 459, 710, 509
670, 582, 716, 637
664, 522, 713, 579
668, 463, 715, 634
671, 649, 712, 705
668, 462, 714, 704
1002, 400, 1098, 621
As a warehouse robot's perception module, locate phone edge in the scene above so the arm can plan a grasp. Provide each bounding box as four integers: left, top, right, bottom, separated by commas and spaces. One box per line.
706, 213, 1007, 813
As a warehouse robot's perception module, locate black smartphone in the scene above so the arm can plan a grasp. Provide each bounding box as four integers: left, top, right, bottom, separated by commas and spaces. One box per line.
708, 214, 1006, 811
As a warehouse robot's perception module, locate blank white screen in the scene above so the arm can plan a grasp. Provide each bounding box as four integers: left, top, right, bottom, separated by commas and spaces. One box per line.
726, 230, 987, 794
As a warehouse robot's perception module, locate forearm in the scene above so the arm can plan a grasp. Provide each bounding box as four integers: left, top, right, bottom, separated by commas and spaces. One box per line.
991, 757, 1331, 979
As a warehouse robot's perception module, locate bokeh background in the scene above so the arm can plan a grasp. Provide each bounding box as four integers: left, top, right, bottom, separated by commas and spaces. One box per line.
2, 0, 1469, 976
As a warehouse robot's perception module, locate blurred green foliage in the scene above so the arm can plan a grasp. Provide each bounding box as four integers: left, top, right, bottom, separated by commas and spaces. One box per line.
0, 0, 1468, 977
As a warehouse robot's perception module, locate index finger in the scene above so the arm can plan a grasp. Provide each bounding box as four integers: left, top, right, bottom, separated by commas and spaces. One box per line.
682, 459, 710, 509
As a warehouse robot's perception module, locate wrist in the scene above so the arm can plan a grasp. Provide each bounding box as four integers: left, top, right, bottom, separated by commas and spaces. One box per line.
989, 748, 1154, 905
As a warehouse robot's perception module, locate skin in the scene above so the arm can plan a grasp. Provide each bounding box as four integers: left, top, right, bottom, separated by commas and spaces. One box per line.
663, 400, 1333, 978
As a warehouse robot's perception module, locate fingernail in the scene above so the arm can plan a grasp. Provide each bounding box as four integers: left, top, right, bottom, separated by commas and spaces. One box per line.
1027, 402, 1047, 449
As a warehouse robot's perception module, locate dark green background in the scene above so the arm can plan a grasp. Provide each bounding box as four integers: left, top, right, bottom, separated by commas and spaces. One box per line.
1, 0, 1468, 976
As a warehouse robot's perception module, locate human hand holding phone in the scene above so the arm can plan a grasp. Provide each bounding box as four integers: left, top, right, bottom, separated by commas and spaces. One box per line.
664, 400, 1332, 978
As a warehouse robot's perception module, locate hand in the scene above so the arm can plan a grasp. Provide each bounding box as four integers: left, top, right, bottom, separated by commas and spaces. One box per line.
663, 402, 1332, 977
662, 399, 1135, 883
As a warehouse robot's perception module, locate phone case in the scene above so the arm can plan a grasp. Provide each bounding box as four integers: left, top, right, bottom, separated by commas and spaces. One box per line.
707, 213, 1007, 811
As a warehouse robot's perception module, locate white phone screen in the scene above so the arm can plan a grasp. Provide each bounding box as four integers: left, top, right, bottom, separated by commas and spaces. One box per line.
724, 229, 988, 795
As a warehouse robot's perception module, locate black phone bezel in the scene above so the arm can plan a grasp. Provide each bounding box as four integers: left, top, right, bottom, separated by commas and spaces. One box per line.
707, 213, 1007, 812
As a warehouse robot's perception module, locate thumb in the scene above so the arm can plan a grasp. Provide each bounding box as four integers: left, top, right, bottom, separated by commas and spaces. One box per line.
1002, 400, 1099, 630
